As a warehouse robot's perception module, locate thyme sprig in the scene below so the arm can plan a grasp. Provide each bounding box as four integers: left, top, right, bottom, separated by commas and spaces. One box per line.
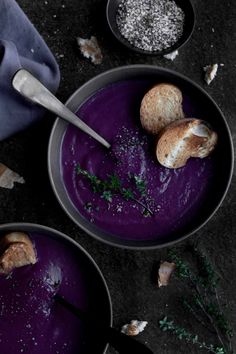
159, 250, 234, 354
76, 164, 153, 215
159, 317, 225, 354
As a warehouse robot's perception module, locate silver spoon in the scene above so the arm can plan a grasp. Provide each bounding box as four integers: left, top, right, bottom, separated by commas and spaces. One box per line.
12, 69, 111, 149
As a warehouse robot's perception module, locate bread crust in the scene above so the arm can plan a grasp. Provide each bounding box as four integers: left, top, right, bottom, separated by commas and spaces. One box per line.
0, 232, 37, 274
156, 118, 218, 169
140, 83, 185, 134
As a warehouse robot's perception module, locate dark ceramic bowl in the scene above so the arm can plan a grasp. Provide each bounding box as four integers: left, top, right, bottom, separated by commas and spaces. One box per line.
0, 223, 112, 353
106, 0, 195, 55
48, 65, 234, 249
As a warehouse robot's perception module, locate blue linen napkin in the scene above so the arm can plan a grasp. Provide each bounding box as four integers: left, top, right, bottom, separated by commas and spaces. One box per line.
0, 0, 60, 141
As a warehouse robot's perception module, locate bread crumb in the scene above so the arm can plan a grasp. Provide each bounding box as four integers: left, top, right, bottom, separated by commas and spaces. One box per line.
121, 320, 148, 336
0, 233, 37, 274
77, 36, 103, 65
204, 64, 218, 85
164, 50, 179, 61
158, 261, 176, 287
0, 163, 25, 189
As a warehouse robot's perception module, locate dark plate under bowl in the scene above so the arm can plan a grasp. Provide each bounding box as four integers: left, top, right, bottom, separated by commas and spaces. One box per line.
0, 223, 112, 354
106, 0, 195, 55
48, 65, 234, 249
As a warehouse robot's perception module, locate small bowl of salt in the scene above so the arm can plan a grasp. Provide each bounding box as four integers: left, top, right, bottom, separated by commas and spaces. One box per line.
106, 0, 195, 55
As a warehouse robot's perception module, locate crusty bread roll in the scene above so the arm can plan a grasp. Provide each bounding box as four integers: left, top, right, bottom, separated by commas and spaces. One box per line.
156, 118, 218, 169
0, 232, 37, 274
140, 83, 185, 134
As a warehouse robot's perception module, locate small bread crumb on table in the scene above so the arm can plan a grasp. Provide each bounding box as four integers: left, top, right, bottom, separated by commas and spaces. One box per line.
77, 36, 103, 65
121, 320, 148, 336
0, 163, 25, 189
204, 64, 218, 85
164, 50, 179, 61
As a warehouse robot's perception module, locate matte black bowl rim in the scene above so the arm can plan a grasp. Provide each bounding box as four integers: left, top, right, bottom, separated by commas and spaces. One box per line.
0, 222, 113, 354
48, 64, 234, 250
106, 0, 196, 55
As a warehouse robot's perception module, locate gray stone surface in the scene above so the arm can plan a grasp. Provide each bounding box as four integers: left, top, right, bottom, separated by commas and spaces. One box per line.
0, 0, 236, 353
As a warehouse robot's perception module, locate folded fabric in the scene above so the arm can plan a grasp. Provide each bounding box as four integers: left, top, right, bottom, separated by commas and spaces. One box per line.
0, 0, 60, 141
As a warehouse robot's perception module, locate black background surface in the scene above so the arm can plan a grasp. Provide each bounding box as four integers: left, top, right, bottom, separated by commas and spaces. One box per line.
0, 0, 236, 353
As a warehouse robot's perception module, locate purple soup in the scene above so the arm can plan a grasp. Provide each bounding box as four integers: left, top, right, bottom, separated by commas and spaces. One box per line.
0, 232, 110, 354
61, 80, 217, 241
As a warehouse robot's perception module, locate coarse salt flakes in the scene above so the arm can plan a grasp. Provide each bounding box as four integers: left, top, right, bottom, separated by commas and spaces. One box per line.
116, 0, 185, 52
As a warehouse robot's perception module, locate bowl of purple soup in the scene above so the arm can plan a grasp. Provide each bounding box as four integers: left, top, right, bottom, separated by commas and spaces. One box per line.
48, 65, 233, 249
0, 223, 112, 354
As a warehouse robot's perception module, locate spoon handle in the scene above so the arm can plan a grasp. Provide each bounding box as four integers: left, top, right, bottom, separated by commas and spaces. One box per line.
54, 294, 153, 354
12, 69, 110, 149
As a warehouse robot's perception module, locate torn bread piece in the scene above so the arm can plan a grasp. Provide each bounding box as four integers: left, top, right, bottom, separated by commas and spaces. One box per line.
158, 261, 176, 287
77, 36, 103, 65
140, 83, 184, 135
0, 232, 37, 274
156, 118, 218, 169
0, 163, 25, 189
121, 320, 148, 336
204, 64, 218, 85
164, 50, 179, 61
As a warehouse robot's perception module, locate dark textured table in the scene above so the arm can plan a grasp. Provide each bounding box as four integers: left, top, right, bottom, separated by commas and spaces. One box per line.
1, 0, 236, 353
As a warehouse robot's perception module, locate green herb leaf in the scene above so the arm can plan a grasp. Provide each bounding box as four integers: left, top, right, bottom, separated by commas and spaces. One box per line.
108, 174, 121, 190
134, 175, 147, 197
121, 188, 134, 200
101, 190, 113, 203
